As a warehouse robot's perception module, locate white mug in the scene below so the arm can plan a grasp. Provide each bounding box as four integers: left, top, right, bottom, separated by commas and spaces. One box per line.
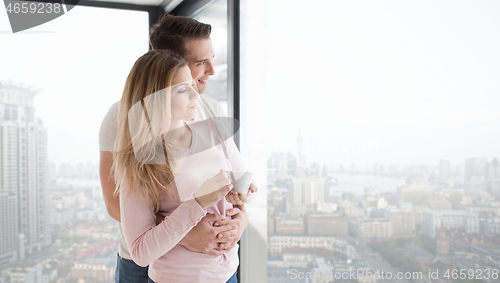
226, 171, 253, 194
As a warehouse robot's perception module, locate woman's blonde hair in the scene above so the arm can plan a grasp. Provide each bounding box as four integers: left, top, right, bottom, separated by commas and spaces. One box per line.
113, 49, 187, 212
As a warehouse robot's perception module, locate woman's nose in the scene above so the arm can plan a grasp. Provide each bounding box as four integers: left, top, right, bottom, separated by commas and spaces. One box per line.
190, 85, 199, 99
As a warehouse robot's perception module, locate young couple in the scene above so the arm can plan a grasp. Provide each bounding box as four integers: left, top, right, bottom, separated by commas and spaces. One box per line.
99, 15, 257, 283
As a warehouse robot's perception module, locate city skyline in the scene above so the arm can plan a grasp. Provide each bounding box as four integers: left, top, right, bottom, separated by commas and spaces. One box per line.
268, 134, 500, 282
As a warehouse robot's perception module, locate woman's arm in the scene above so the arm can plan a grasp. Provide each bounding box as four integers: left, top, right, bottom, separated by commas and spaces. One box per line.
120, 171, 232, 266
120, 190, 206, 267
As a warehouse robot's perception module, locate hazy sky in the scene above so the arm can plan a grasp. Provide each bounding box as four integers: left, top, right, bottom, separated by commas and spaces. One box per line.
267, 0, 500, 167
0, 6, 148, 166
1, 1, 499, 169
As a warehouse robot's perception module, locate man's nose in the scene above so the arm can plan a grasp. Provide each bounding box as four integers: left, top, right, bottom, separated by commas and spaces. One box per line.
205, 61, 215, 76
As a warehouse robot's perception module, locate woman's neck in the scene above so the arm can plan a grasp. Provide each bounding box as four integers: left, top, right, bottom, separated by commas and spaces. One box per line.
166, 119, 192, 148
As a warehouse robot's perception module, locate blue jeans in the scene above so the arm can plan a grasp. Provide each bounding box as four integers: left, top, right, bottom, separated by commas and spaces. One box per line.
115, 253, 149, 283
148, 271, 237, 283
226, 271, 238, 283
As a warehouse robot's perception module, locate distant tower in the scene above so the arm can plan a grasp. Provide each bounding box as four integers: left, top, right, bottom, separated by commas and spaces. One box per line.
0, 83, 50, 261
296, 127, 306, 177
436, 220, 449, 256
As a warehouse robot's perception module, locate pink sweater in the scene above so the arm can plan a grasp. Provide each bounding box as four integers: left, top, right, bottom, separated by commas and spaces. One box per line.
120, 120, 241, 283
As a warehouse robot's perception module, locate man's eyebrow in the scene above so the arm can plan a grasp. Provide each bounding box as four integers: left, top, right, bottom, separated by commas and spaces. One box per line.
194, 55, 216, 63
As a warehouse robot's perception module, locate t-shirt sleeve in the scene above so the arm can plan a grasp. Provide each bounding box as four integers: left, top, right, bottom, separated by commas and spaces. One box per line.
120, 187, 207, 267
99, 103, 118, 152
199, 94, 226, 119
215, 99, 227, 118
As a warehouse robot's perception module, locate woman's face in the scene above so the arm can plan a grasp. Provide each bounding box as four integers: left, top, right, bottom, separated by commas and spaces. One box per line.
170, 65, 199, 121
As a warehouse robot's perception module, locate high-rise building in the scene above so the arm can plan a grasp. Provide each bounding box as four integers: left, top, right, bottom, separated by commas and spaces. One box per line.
287, 177, 325, 215
0, 193, 18, 267
464, 158, 488, 187
439, 159, 451, 182
275, 216, 305, 234
10, 262, 43, 283
296, 128, 305, 176
0, 84, 50, 261
386, 208, 415, 237
399, 186, 434, 205
306, 213, 348, 235
421, 210, 479, 238
268, 235, 347, 257
487, 158, 500, 198
348, 219, 393, 239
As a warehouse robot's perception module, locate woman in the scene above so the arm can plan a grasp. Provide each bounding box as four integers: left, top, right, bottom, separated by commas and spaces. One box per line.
113, 50, 252, 283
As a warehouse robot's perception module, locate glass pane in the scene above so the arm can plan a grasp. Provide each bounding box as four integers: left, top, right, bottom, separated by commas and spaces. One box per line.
193, 0, 228, 115
0, 5, 148, 280
266, 1, 500, 282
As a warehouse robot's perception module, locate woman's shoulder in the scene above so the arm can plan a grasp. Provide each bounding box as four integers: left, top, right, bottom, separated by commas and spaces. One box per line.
207, 117, 239, 141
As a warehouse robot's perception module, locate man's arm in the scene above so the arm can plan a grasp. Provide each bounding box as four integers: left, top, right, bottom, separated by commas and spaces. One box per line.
217, 205, 248, 250
177, 213, 235, 255
100, 151, 120, 222
178, 206, 248, 252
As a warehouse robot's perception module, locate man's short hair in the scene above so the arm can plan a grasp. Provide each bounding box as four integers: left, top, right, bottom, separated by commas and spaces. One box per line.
149, 14, 212, 57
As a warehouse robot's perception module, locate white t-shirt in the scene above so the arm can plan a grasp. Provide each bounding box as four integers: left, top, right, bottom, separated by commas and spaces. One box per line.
99, 94, 226, 260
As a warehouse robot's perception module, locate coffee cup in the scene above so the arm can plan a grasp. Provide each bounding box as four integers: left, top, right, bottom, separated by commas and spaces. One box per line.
225, 171, 253, 194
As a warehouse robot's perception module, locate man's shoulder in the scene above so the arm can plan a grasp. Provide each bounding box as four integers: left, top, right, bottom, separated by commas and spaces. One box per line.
99, 101, 119, 151
108, 101, 119, 114
103, 102, 119, 121
198, 95, 226, 118
199, 94, 219, 108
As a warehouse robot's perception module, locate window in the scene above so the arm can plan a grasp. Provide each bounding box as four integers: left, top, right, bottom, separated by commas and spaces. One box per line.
0, 5, 148, 278
265, 1, 500, 281
193, 0, 229, 114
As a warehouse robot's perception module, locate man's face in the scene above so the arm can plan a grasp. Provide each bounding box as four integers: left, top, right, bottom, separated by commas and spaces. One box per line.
183, 38, 215, 95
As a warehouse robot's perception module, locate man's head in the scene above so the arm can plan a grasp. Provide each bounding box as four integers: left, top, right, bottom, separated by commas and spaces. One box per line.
150, 14, 215, 94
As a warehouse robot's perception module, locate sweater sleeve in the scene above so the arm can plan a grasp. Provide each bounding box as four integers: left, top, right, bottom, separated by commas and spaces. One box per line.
120, 188, 207, 267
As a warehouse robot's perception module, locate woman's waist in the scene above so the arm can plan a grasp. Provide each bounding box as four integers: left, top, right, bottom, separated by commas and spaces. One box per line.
149, 245, 239, 281
159, 244, 238, 263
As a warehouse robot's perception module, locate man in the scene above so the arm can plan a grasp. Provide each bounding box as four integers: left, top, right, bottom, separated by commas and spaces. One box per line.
99, 14, 249, 283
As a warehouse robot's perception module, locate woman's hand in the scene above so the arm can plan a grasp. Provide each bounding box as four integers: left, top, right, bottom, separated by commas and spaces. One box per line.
194, 170, 233, 209
225, 183, 258, 205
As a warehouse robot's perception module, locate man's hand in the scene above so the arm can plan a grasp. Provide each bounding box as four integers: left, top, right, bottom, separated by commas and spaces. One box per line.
215, 206, 248, 250
178, 213, 237, 256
